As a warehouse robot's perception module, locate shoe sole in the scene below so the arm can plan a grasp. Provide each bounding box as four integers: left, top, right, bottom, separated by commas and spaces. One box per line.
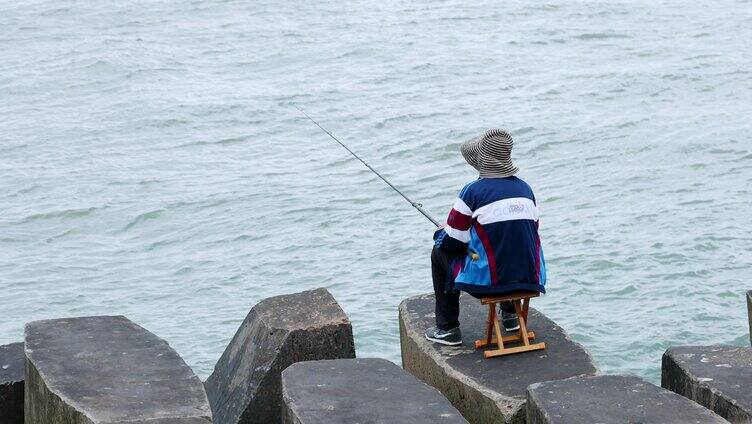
504, 325, 521, 332
425, 334, 462, 346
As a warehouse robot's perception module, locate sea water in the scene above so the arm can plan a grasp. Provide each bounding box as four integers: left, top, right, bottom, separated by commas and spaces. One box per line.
1, 0, 751, 383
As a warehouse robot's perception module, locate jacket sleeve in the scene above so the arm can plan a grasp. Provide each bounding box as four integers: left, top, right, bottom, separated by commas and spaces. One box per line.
434, 189, 474, 255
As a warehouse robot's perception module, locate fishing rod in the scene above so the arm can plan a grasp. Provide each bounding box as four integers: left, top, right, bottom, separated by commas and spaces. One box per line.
295, 106, 481, 261
294, 105, 441, 228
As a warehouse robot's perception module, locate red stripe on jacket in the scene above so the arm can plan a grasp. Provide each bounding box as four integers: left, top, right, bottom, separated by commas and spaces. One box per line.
447, 208, 472, 230
474, 222, 499, 286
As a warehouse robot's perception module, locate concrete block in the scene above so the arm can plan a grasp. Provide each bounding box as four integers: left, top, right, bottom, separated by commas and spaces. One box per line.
399, 293, 597, 424
747, 290, 751, 346
662, 346, 752, 423
281, 358, 467, 424
527, 374, 726, 423
0, 342, 24, 424
204, 288, 355, 424
24, 315, 212, 424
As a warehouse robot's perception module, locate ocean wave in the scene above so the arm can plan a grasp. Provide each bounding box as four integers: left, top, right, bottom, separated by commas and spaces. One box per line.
18, 207, 99, 224
122, 209, 165, 232
573, 32, 630, 40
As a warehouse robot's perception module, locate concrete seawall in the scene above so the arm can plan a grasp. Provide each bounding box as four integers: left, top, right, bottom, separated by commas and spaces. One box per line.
281, 358, 467, 423
662, 346, 752, 423
24, 316, 212, 424
204, 288, 355, 424
747, 290, 751, 346
527, 374, 726, 423
0, 342, 24, 424
399, 293, 597, 424
7, 288, 752, 423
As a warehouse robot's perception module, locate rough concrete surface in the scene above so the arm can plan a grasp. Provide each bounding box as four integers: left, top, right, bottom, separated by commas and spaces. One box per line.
399, 293, 597, 424
281, 358, 467, 424
204, 288, 355, 424
662, 346, 752, 423
24, 315, 212, 424
527, 374, 726, 424
0, 342, 24, 424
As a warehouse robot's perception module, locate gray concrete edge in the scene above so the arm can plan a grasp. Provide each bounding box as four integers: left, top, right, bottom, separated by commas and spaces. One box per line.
399, 296, 521, 423
662, 348, 749, 420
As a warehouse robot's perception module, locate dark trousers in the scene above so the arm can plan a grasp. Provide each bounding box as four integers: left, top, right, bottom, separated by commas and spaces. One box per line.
432, 247, 515, 330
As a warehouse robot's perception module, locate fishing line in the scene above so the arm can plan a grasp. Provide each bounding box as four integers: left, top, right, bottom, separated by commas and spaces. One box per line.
294, 105, 441, 228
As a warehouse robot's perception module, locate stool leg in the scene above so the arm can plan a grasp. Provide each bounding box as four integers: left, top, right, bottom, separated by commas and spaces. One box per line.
493, 312, 505, 351
514, 300, 530, 346
485, 304, 495, 345
521, 297, 530, 323
476, 303, 497, 349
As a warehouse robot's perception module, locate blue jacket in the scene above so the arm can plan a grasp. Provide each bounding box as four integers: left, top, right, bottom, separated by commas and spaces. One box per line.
434, 176, 546, 294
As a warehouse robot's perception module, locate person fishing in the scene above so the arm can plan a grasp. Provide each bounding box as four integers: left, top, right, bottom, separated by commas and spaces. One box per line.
424, 129, 546, 346
295, 108, 545, 347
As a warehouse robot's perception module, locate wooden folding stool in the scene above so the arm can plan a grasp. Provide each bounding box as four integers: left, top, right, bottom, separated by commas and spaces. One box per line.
474, 291, 546, 358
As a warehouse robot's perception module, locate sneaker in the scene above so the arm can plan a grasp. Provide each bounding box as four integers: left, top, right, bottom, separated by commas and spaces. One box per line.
424, 326, 462, 346
501, 311, 520, 332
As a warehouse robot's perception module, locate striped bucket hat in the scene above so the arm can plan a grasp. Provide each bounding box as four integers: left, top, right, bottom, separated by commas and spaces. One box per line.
460, 129, 518, 178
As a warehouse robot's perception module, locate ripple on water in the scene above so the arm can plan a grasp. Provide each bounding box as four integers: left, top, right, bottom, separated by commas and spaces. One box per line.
18, 207, 100, 224
121, 209, 165, 232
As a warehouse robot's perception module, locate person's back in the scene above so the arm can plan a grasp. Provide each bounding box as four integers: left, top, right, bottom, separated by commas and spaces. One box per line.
440, 176, 545, 294
426, 129, 546, 346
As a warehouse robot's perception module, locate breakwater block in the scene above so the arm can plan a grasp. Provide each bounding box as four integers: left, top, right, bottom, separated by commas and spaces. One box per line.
281, 358, 468, 424
662, 346, 752, 423
24, 315, 212, 424
399, 293, 597, 424
0, 342, 24, 424
747, 290, 751, 346
527, 374, 726, 423
204, 288, 355, 424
